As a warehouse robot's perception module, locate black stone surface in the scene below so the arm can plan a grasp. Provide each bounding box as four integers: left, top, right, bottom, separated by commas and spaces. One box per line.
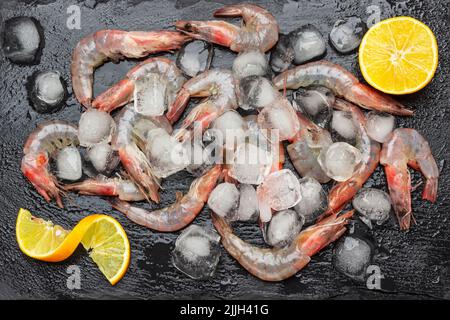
0, 0, 449, 300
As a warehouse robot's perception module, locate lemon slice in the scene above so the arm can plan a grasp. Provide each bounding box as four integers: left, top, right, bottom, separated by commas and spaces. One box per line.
359, 16, 438, 95
81, 216, 130, 285
16, 208, 130, 285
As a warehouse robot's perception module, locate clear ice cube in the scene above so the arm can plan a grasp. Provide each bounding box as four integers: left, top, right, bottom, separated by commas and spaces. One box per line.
289, 24, 326, 64
78, 109, 116, 147
366, 111, 395, 143
257, 169, 302, 222
134, 73, 168, 116
333, 236, 372, 281
293, 177, 328, 225
292, 86, 334, 128
352, 188, 391, 226
238, 76, 278, 111
237, 184, 259, 222
87, 142, 119, 174
171, 225, 221, 279
329, 17, 366, 53
29, 71, 66, 113
207, 182, 240, 220
176, 40, 214, 77
264, 209, 304, 248
232, 50, 268, 79
331, 110, 357, 143
318, 142, 362, 182
56, 146, 82, 181
2, 17, 42, 64
144, 128, 189, 178
229, 142, 273, 185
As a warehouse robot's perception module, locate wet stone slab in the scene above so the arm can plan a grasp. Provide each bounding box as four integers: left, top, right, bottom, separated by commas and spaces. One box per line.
0, 0, 449, 299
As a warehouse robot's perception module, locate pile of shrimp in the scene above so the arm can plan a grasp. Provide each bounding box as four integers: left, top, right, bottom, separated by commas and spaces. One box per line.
21, 3, 439, 282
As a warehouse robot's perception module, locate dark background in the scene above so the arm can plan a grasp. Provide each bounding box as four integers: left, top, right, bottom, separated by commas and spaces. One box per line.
0, 0, 449, 299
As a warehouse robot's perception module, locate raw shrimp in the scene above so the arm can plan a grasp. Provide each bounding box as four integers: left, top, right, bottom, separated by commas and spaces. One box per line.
287, 112, 332, 183
166, 69, 238, 140
112, 105, 172, 203
273, 61, 413, 116
380, 128, 439, 230
112, 165, 222, 232
64, 176, 145, 201
175, 4, 279, 53
92, 57, 186, 113
71, 30, 191, 107
21, 121, 78, 208
211, 210, 353, 281
319, 99, 380, 219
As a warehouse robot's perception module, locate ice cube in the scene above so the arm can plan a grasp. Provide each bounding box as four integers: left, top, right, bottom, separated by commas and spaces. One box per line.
318, 142, 362, 182
207, 182, 240, 220
257, 97, 300, 141
366, 112, 395, 143
211, 110, 247, 151
229, 142, 273, 185
28, 71, 67, 114
56, 146, 82, 181
237, 184, 259, 222
176, 40, 214, 77
2, 17, 42, 64
257, 169, 302, 222
238, 76, 278, 111
78, 109, 116, 147
232, 50, 268, 79
133, 73, 168, 116
185, 140, 214, 177
143, 128, 188, 178
171, 225, 221, 279
269, 34, 295, 73
289, 24, 326, 64
87, 142, 119, 174
293, 86, 334, 128
333, 236, 372, 281
331, 110, 357, 143
264, 209, 304, 248
293, 177, 328, 225
352, 188, 391, 226
329, 17, 366, 53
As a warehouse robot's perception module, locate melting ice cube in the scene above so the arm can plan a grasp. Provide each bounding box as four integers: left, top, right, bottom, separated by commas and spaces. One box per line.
263, 209, 304, 248
318, 142, 362, 182
329, 17, 366, 53
171, 225, 221, 279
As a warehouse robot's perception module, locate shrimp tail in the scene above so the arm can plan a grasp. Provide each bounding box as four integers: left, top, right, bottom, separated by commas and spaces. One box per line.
92, 78, 135, 112
21, 154, 64, 209
384, 165, 413, 230
422, 178, 438, 202
348, 83, 414, 116
297, 210, 354, 256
